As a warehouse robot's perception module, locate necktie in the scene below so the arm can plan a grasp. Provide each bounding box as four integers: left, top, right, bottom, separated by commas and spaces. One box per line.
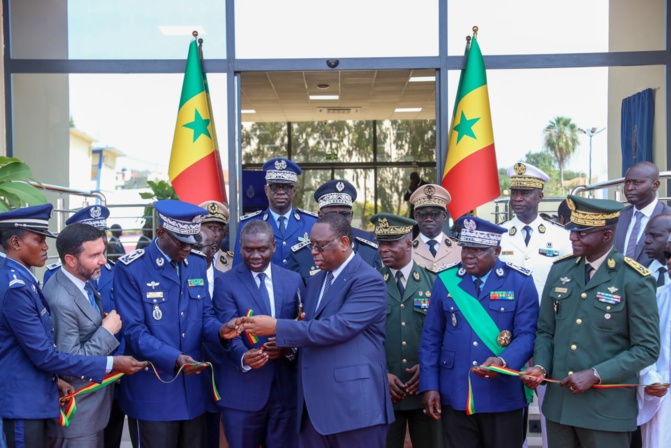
278, 216, 287, 237
427, 240, 438, 257
316, 271, 334, 311
257, 272, 272, 315
626, 211, 644, 258
84, 282, 101, 315
658, 266, 667, 287
584, 263, 594, 284
523, 225, 532, 246
170, 260, 180, 280
395, 271, 405, 297
474, 278, 483, 297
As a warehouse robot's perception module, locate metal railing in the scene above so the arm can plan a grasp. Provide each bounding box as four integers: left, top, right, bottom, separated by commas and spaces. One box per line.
571, 170, 671, 204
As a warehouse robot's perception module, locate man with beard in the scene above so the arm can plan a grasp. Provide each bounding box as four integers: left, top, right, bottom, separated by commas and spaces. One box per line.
420, 216, 539, 448
43, 223, 123, 448
233, 158, 317, 268
615, 161, 671, 266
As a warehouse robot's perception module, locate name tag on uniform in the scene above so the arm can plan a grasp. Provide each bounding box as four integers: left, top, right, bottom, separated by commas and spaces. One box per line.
146, 291, 163, 299
539, 248, 560, 257
413, 297, 430, 309
502, 250, 514, 256
188, 278, 204, 287
596, 292, 621, 304
490, 291, 515, 300
554, 287, 568, 294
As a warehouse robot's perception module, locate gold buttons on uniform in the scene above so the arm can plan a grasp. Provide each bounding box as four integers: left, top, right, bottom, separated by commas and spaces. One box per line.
571, 344, 577, 351
581, 293, 587, 299
606, 306, 611, 311
576, 319, 582, 325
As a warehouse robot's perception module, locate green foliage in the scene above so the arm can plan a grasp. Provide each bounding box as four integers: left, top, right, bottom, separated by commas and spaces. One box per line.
0, 157, 48, 212
543, 116, 580, 192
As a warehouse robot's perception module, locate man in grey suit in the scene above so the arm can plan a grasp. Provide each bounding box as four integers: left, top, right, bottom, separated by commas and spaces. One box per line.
615, 161, 671, 266
43, 223, 123, 448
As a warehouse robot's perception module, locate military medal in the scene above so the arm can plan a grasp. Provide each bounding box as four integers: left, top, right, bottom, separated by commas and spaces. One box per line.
497, 330, 512, 347
152, 305, 163, 321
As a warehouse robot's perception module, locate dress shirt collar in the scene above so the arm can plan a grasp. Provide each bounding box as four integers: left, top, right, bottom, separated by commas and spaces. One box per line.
390, 260, 414, 286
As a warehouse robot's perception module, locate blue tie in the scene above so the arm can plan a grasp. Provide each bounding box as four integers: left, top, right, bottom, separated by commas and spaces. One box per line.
257, 272, 272, 315
278, 216, 287, 238
84, 282, 101, 315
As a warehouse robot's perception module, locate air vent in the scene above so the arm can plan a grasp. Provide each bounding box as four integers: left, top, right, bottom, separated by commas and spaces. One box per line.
318, 107, 360, 114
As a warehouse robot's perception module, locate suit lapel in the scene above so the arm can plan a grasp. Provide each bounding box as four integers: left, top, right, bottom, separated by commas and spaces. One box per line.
305, 270, 326, 320
382, 268, 402, 302
60, 272, 101, 324
315, 256, 358, 317
403, 267, 421, 302
271, 265, 284, 316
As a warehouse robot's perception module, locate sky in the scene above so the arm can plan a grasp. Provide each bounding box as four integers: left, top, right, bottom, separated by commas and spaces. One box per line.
68, 0, 610, 183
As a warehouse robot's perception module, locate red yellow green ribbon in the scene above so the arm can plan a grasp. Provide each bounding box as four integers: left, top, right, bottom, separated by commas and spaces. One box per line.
246, 309, 259, 345
58, 361, 221, 426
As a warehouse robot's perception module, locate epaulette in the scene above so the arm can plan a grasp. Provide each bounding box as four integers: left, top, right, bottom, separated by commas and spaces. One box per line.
8, 273, 25, 288
624, 257, 652, 276
553, 254, 578, 264
505, 261, 532, 276
46, 262, 61, 271
428, 262, 458, 274
297, 208, 318, 218
118, 249, 145, 265
240, 210, 263, 221
106, 260, 115, 267
191, 249, 206, 258
291, 240, 310, 252
355, 236, 378, 249
541, 215, 566, 228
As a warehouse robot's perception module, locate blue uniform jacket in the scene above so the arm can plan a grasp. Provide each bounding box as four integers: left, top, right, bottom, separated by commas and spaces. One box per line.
287, 227, 381, 281
233, 207, 317, 268
419, 259, 539, 413
211, 263, 303, 414
113, 241, 223, 421
0, 258, 107, 419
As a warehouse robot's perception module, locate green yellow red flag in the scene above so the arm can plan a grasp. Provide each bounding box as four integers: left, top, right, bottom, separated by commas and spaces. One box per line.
441, 31, 499, 219
169, 38, 227, 204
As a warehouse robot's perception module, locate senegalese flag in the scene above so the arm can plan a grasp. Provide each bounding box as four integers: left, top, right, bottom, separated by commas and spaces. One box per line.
442, 31, 499, 219
169, 38, 227, 205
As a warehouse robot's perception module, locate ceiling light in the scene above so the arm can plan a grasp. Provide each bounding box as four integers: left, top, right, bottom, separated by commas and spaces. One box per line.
395, 107, 422, 113
409, 76, 435, 82
241, 109, 256, 114
310, 95, 339, 100
317, 84, 330, 90
159, 26, 206, 36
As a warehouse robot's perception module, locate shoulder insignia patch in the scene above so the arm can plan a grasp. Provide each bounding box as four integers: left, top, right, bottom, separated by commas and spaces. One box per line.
553, 254, 577, 264
541, 215, 566, 227
297, 208, 318, 218
433, 262, 459, 274
291, 240, 311, 252
46, 262, 61, 271
355, 236, 378, 249
624, 257, 652, 276
119, 249, 145, 265
9, 274, 25, 288
240, 210, 263, 221
105, 260, 115, 268
191, 249, 205, 257
505, 262, 532, 276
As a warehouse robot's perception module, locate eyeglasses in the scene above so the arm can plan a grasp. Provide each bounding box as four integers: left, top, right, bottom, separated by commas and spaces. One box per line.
321, 210, 353, 218
415, 210, 444, 220
308, 238, 340, 252
570, 228, 605, 240
166, 231, 194, 249
268, 184, 295, 193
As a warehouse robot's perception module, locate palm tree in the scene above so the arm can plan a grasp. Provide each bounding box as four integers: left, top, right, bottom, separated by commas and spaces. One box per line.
543, 116, 580, 192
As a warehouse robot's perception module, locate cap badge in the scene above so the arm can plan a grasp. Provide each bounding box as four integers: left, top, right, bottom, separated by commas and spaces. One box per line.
90, 206, 102, 219
336, 181, 345, 192
514, 163, 526, 175
274, 159, 287, 170
463, 218, 477, 231
424, 185, 435, 196
208, 203, 218, 213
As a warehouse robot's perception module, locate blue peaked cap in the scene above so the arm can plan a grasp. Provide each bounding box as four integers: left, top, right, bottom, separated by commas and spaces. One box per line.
456, 216, 506, 248
154, 200, 208, 244
262, 158, 302, 184
66, 205, 110, 229
314, 179, 357, 209
0, 203, 55, 238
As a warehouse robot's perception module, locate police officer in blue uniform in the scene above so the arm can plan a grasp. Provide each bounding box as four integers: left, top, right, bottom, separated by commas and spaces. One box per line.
0, 204, 146, 448
113, 200, 240, 448
287, 179, 380, 281
233, 158, 317, 268
420, 216, 539, 448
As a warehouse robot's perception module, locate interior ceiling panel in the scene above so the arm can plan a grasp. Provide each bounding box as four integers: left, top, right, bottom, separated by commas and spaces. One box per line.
240, 69, 436, 122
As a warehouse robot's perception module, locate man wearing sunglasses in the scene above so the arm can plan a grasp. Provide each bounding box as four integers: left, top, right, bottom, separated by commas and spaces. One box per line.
521, 195, 660, 448
288, 179, 381, 282
233, 158, 317, 269
410, 184, 461, 273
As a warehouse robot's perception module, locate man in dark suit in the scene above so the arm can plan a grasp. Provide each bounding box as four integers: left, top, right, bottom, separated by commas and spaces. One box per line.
614, 161, 671, 266
212, 220, 303, 448
241, 213, 394, 447
522, 195, 660, 448
43, 223, 123, 448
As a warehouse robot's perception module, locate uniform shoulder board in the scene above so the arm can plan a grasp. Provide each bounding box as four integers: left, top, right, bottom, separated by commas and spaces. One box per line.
432, 262, 458, 273
291, 240, 311, 252
191, 249, 206, 258
355, 236, 378, 249
505, 261, 532, 276
297, 208, 318, 218
553, 254, 577, 264
8, 273, 26, 288
541, 215, 566, 228
106, 260, 115, 267
240, 210, 263, 221
46, 262, 62, 271
624, 257, 652, 276
118, 249, 145, 265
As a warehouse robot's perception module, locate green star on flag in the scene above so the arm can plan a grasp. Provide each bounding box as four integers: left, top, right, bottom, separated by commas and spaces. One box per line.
183, 109, 211, 142
454, 110, 480, 144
